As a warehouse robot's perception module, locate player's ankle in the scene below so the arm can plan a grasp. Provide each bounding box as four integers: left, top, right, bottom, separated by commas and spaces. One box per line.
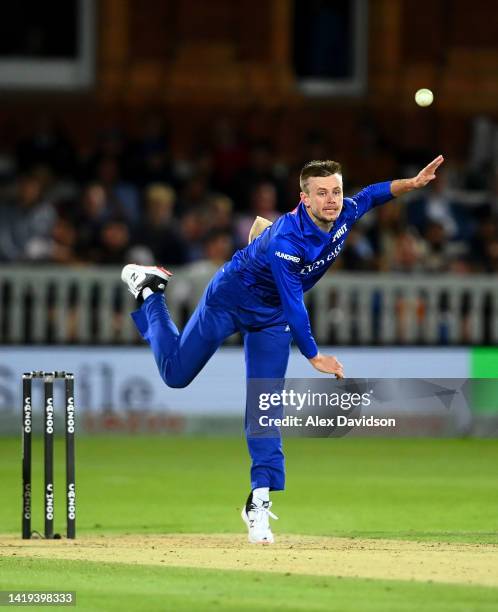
142, 287, 154, 301
252, 487, 270, 506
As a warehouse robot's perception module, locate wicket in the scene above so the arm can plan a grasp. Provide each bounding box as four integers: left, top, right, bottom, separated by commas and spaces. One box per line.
22, 371, 76, 539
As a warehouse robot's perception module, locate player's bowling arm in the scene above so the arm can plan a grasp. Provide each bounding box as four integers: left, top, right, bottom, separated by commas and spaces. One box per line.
351, 181, 394, 220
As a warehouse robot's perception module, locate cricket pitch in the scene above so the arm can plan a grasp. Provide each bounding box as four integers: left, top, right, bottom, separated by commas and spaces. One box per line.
1, 534, 497, 587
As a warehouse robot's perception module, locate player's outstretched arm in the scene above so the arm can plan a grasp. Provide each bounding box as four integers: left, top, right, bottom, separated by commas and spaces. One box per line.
390, 155, 445, 197
309, 353, 345, 379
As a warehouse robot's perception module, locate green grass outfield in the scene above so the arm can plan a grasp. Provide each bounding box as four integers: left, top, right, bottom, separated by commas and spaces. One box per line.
1, 437, 497, 611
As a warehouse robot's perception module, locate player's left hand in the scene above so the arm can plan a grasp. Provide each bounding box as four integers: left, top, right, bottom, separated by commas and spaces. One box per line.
412, 155, 445, 188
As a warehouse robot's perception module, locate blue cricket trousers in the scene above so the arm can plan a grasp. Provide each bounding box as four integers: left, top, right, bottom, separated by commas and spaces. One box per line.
131, 264, 291, 491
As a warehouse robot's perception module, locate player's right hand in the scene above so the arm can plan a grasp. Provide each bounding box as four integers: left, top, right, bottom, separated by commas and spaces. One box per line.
309, 353, 344, 378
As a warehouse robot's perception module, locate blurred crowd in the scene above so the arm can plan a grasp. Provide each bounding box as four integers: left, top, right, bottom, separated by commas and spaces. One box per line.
0, 113, 497, 275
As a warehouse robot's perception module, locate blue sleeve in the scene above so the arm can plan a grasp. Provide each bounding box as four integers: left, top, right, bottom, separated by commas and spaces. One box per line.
268, 238, 318, 359
350, 181, 393, 221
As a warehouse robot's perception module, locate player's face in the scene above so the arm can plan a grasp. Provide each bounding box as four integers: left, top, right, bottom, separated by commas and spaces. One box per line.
301, 174, 343, 226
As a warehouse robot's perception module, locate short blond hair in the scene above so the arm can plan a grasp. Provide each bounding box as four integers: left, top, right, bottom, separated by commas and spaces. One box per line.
145, 183, 175, 206
300, 160, 342, 194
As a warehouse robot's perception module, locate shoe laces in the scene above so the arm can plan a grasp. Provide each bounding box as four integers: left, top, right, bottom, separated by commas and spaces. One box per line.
250, 500, 278, 522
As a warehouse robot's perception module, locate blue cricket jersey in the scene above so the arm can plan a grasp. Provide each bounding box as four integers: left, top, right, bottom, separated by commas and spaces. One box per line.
230, 181, 393, 358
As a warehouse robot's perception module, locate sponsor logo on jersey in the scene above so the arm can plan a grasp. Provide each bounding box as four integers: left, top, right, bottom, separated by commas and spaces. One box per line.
300, 241, 345, 274
332, 223, 348, 241
275, 251, 301, 263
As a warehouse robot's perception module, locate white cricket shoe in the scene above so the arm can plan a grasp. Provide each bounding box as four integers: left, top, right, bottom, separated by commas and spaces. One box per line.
121, 264, 172, 300
241, 493, 278, 545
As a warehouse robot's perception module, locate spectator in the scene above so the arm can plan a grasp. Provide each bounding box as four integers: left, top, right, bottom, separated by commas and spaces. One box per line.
482, 239, 498, 274
95, 156, 140, 226
470, 216, 497, 272
235, 182, 280, 248
230, 142, 284, 210
406, 167, 460, 239
174, 229, 234, 309
0, 112, 495, 278
370, 203, 424, 272
73, 183, 109, 262
204, 194, 236, 243
419, 221, 454, 273
130, 113, 173, 187
177, 174, 212, 213
180, 210, 207, 261
185, 229, 234, 279
203, 229, 233, 266
81, 126, 128, 180
0, 173, 55, 261
31, 164, 78, 208
133, 184, 189, 265
211, 118, 248, 192
389, 229, 426, 273
49, 217, 79, 264
96, 220, 132, 264
339, 227, 375, 271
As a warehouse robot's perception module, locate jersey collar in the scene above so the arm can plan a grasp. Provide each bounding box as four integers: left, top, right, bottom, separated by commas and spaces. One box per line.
298, 202, 333, 243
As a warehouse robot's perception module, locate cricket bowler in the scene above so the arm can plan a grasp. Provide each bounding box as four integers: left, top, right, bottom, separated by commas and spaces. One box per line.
121, 155, 444, 544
